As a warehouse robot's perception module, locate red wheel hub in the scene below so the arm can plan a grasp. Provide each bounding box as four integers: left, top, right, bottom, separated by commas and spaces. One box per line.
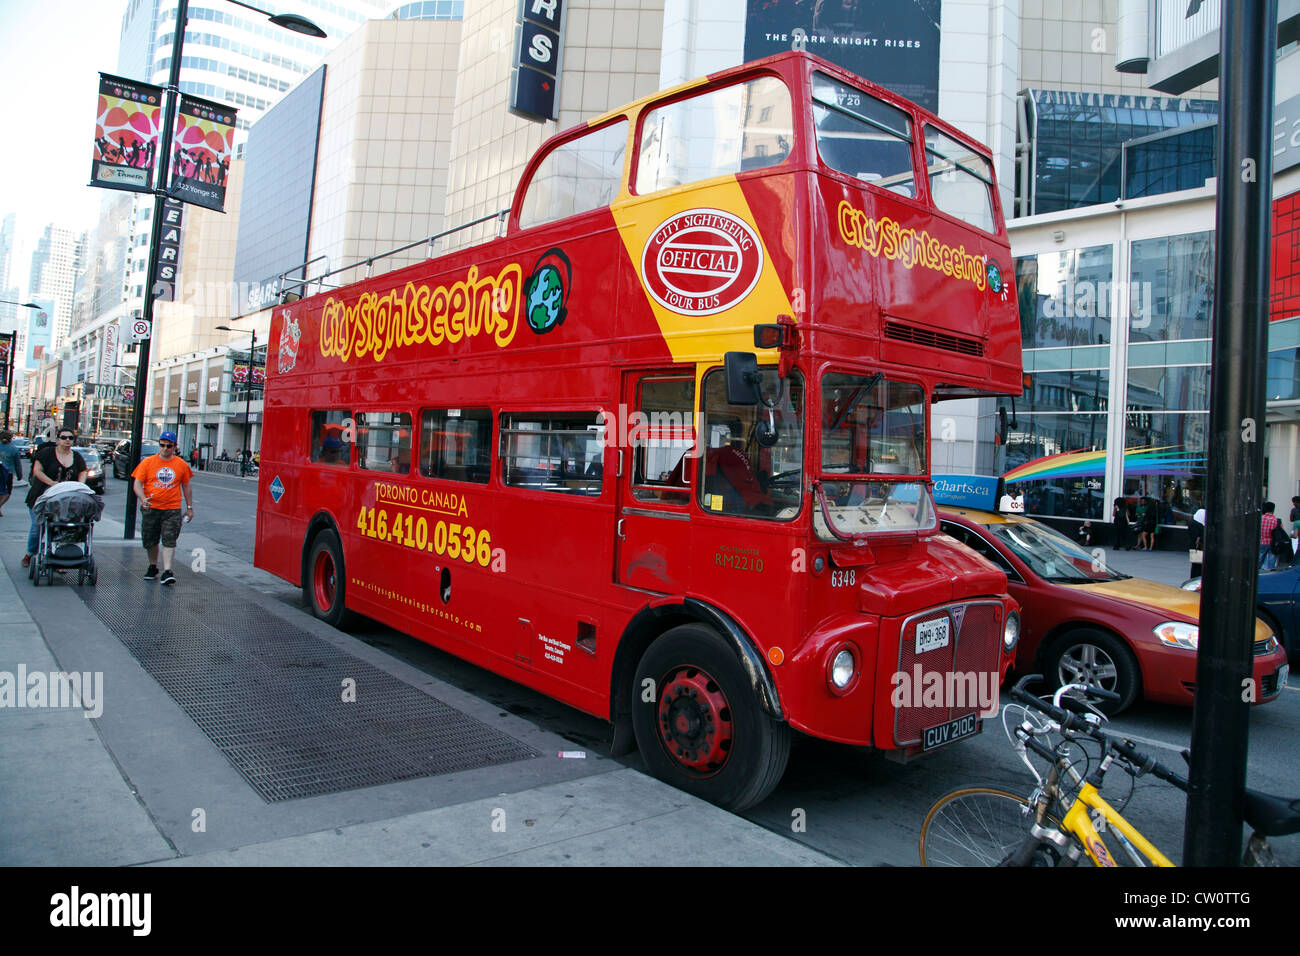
313, 550, 336, 609
656, 666, 733, 774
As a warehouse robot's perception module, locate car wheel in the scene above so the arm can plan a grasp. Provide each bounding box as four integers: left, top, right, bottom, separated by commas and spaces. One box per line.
304, 530, 353, 629
1045, 628, 1140, 715
631, 623, 790, 812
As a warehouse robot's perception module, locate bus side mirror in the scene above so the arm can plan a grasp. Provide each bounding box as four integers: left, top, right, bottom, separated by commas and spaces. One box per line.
753, 324, 783, 349
724, 352, 761, 405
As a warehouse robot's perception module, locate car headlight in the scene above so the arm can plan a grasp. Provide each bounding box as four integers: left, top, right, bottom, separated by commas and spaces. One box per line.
1003, 611, 1021, 652
1181, 577, 1201, 591
1154, 621, 1199, 650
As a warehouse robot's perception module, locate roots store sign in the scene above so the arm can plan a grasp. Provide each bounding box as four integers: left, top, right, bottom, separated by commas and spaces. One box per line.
743, 0, 941, 112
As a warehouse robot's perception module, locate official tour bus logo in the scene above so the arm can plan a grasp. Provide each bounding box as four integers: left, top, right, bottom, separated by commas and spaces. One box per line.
641, 208, 764, 316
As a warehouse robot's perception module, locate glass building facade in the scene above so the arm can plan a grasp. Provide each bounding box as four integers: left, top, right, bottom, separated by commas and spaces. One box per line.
1019, 90, 1218, 215
1010, 230, 1215, 531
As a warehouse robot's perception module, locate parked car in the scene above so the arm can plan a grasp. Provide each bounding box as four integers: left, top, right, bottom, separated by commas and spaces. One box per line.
938, 506, 1289, 713
1183, 569, 1300, 661
112, 439, 158, 480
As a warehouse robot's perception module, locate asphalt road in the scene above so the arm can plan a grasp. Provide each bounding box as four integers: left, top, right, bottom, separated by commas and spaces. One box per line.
126, 467, 1300, 866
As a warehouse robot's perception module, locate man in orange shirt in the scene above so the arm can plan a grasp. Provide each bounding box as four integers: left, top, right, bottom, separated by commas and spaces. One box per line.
131, 430, 194, 585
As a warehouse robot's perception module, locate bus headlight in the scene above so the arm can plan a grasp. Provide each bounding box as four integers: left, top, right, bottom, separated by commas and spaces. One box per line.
1154, 621, 1198, 650
1003, 611, 1021, 653
828, 647, 857, 693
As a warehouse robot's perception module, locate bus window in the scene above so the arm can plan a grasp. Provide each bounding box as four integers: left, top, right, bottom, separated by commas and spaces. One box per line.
420, 408, 492, 483
310, 409, 351, 466
821, 373, 926, 476
635, 75, 792, 194
356, 411, 412, 474
518, 119, 628, 229
698, 368, 803, 520
500, 412, 604, 495
632, 377, 695, 504
811, 72, 915, 197
924, 125, 996, 233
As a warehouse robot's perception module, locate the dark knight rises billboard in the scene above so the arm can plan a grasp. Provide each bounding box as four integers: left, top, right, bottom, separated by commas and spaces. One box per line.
744, 0, 942, 111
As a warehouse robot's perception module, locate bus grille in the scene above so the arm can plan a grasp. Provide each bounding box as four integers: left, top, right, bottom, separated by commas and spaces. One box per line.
885, 320, 985, 357
893, 602, 1001, 747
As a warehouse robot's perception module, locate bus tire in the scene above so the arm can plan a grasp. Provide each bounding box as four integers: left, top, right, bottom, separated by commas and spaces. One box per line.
304, 530, 353, 629
632, 623, 790, 812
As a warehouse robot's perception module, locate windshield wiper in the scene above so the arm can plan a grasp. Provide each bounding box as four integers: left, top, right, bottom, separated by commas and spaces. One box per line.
829, 372, 882, 432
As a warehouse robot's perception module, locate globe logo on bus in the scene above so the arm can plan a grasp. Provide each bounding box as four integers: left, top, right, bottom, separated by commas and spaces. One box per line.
523, 247, 571, 334
526, 265, 564, 331
642, 208, 764, 316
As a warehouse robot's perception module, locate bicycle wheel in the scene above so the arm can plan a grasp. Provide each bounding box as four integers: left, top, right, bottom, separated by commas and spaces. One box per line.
920, 788, 1061, 866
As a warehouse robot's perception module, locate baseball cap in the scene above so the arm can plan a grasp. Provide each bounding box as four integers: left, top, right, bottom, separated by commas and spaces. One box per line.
159, 431, 178, 444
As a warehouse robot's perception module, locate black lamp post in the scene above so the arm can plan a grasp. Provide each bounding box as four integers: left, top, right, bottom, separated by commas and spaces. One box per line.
0, 301, 42, 431
122, 0, 324, 537
215, 324, 258, 478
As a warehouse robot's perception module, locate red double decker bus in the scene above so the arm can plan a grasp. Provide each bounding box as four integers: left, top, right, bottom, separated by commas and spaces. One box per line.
255, 51, 1024, 810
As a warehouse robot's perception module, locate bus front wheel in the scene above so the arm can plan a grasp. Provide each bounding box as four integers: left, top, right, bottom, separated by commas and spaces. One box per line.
631, 623, 789, 812
305, 531, 352, 629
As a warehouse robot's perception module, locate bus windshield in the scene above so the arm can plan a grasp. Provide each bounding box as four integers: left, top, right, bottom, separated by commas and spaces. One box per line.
815, 372, 934, 539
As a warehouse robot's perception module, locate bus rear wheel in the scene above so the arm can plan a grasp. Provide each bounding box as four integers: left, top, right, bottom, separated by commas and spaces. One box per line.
305, 530, 352, 628
632, 623, 789, 812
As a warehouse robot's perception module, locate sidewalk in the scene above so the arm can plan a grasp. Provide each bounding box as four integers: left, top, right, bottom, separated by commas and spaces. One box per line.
0, 508, 837, 867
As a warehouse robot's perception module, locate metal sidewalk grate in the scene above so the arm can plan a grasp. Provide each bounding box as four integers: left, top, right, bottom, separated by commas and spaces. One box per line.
74, 550, 540, 802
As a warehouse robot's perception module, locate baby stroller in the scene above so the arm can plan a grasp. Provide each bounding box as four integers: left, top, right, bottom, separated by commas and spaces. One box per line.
29, 481, 105, 587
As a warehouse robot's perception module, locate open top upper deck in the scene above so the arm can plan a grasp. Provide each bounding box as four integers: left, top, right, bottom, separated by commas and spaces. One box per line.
275, 50, 1021, 402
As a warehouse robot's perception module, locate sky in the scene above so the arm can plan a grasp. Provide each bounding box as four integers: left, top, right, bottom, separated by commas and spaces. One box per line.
0, 0, 129, 275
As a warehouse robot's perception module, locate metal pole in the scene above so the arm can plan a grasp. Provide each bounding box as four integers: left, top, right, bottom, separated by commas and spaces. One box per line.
124, 0, 188, 539
1183, 0, 1277, 866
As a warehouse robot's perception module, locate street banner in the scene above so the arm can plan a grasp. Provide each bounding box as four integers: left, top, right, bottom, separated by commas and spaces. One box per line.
232, 361, 266, 388
206, 365, 223, 405
26, 299, 53, 366
90, 73, 164, 194
168, 94, 238, 212
743, 0, 941, 112
185, 368, 202, 408
99, 321, 119, 386
0, 331, 13, 405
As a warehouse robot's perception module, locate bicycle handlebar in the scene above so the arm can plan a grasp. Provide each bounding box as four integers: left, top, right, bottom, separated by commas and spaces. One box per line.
1008, 675, 1189, 791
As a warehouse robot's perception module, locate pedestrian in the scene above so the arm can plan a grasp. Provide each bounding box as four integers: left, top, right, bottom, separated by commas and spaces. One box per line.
1260, 501, 1285, 571
131, 430, 194, 586
189, 446, 199, 470
22, 428, 88, 567
1077, 520, 1094, 547
0, 430, 23, 517
1111, 497, 1131, 551
1188, 508, 1205, 578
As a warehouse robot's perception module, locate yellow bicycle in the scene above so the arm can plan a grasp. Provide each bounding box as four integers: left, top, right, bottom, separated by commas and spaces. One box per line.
920, 676, 1300, 866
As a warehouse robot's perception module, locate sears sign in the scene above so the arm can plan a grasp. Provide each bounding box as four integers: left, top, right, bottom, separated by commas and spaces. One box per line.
510, 0, 565, 121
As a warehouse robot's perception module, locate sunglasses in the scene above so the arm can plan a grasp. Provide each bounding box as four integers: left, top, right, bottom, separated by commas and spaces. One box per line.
58, 435, 74, 440
159, 442, 175, 448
